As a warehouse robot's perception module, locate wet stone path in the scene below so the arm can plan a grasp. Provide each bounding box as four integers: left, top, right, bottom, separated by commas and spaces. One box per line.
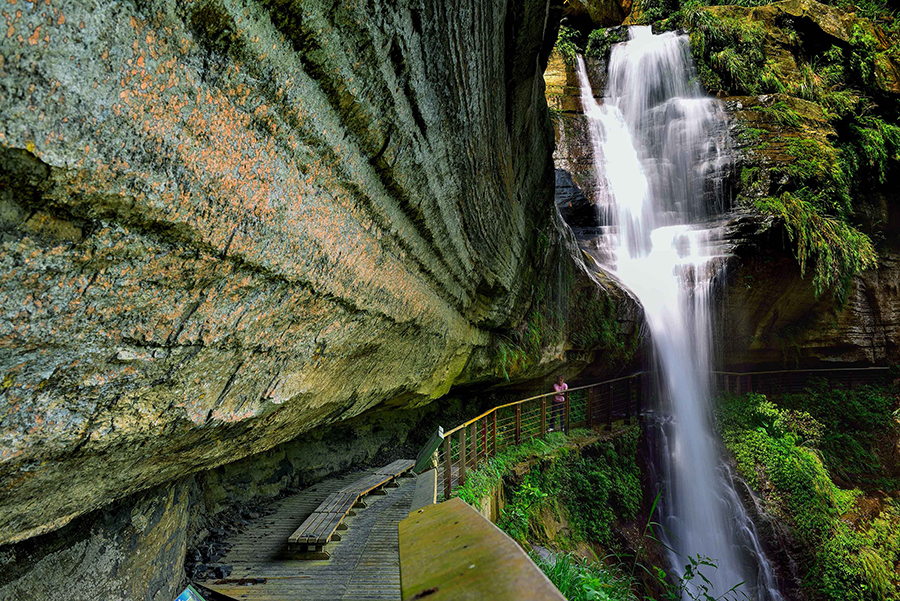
197, 469, 415, 600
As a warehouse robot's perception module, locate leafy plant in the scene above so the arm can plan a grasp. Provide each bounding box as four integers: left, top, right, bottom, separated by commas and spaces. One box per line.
530, 551, 637, 601
754, 192, 876, 299
716, 388, 900, 601
556, 25, 580, 63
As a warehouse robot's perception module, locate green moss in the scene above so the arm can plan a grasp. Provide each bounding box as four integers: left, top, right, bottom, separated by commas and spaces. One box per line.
492, 427, 642, 547
570, 285, 631, 354
776, 380, 900, 488
717, 390, 900, 601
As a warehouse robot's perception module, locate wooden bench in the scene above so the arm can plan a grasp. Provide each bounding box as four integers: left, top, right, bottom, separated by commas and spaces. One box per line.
374, 458, 416, 477
287, 459, 415, 559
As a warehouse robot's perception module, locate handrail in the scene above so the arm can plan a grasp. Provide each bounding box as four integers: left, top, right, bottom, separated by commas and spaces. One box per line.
711, 367, 890, 376
424, 365, 891, 500
430, 372, 649, 498
443, 370, 650, 437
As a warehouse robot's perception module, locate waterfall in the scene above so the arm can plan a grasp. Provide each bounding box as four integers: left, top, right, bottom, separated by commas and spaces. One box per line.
574, 27, 784, 600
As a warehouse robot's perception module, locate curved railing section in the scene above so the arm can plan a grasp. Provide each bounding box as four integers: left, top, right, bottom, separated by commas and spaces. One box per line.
417, 366, 893, 501
423, 372, 650, 500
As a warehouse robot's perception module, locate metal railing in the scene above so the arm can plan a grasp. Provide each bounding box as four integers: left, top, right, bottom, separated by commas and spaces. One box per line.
712, 366, 891, 396
420, 365, 893, 501
431, 372, 649, 500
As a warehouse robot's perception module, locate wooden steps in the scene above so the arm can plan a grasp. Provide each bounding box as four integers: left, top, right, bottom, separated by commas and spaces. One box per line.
287, 459, 415, 558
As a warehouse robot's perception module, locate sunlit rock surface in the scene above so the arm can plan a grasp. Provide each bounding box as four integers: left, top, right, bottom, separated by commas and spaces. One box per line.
0, 0, 641, 545
715, 2, 900, 368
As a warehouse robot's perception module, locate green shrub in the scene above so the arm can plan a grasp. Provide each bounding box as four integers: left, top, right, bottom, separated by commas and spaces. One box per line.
556, 25, 579, 63
586, 28, 629, 62
776, 380, 900, 487
455, 427, 641, 548
716, 390, 900, 601
452, 431, 584, 507
530, 552, 637, 601
683, 6, 773, 95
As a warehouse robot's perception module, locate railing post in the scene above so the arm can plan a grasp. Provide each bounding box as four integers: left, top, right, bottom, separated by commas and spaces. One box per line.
470, 422, 478, 470
625, 377, 632, 425
459, 428, 466, 486
515, 404, 521, 445
637, 375, 643, 422
443, 435, 452, 499
586, 387, 593, 428
606, 382, 613, 431
724, 374, 730, 395
491, 412, 497, 456
540, 397, 547, 438
482, 419, 487, 461
564, 391, 570, 434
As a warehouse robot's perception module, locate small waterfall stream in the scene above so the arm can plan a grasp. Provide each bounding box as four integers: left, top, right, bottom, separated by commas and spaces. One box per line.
574, 27, 784, 600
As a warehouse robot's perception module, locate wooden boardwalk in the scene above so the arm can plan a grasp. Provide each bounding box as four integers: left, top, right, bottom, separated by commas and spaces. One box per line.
198, 469, 415, 600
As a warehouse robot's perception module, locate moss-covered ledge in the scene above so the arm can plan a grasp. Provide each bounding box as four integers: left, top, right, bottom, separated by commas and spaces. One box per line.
450, 427, 642, 548
447, 427, 649, 601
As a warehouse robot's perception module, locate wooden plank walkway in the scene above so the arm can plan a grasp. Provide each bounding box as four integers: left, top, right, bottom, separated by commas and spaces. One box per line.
198, 469, 415, 600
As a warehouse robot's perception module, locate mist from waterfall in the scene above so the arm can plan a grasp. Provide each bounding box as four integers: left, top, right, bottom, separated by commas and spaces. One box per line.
574, 27, 784, 600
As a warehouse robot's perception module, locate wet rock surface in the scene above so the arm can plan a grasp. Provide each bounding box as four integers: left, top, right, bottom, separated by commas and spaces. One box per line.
0, 0, 641, 547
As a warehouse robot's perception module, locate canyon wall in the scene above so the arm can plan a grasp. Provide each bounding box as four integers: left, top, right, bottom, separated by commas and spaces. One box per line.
0, 0, 641, 557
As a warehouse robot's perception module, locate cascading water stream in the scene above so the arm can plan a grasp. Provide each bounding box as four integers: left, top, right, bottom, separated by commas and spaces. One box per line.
574, 27, 784, 600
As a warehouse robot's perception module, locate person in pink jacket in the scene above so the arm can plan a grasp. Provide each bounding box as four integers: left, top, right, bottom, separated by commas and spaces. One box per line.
550, 375, 568, 432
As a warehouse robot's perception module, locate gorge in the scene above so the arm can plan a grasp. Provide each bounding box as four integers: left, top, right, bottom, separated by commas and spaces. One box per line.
2, 0, 900, 599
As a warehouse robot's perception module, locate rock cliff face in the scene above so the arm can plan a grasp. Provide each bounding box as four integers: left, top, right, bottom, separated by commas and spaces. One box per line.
719, 234, 900, 368
713, 1, 900, 368
0, 0, 641, 548
544, 49, 608, 236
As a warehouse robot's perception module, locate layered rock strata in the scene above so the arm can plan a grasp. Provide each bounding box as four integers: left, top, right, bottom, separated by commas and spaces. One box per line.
0, 0, 640, 547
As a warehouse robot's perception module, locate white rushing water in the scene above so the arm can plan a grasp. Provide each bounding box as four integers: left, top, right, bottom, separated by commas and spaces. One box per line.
575, 27, 784, 600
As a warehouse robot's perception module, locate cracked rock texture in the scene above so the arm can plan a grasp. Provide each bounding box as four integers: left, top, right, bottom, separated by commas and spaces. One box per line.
0, 0, 641, 546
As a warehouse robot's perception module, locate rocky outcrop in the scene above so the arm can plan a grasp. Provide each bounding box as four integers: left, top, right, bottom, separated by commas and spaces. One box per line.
0, 0, 641, 547
719, 215, 900, 368
544, 50, 609, 236
562, 0, 634, 31
0, 479, 194, 601
713, 2, 900, 368
705, 0, 900, 95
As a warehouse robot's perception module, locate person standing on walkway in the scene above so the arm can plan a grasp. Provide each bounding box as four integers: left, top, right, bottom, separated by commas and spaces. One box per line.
551, 375, 567, 432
